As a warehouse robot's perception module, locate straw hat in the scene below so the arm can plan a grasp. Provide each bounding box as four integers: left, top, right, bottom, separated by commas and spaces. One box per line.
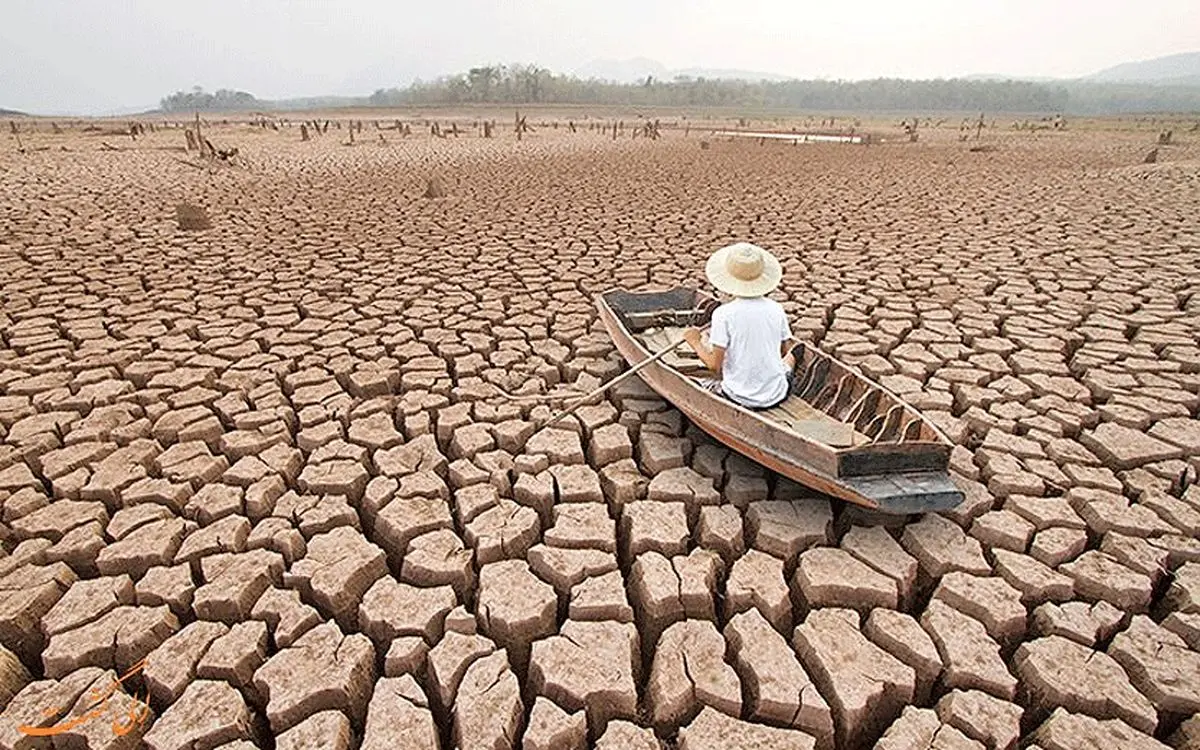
705, 242, 782, 297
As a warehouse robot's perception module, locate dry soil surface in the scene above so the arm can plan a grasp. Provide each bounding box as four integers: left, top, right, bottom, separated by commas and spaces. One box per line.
0, 118, 1198, 750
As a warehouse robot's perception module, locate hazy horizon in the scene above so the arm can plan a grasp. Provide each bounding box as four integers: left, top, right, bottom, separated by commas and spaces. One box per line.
3, 0, 1199, 115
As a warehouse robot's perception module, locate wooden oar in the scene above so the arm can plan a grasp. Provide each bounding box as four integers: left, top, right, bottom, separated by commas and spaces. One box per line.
541, 328, 705, 428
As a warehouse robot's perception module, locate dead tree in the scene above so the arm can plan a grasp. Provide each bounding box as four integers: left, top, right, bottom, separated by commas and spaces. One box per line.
300, 123, 310, 142
483, 120, 494, 138
515, 112, 531, 141
568, 121, 576, 133
1158, 130, 1173, 145
1144, 148, 1158, 164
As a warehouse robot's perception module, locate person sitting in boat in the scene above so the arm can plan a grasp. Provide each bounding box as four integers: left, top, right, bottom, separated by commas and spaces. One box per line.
682, 242, 797, 410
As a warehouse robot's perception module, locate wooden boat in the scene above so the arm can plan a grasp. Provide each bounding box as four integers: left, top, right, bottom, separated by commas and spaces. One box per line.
596, 287, 964, 514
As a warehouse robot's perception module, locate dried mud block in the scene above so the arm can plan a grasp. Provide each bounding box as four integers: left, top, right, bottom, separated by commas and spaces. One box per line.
594, 720, 660, 750
864, 608, 943, 704
284, 526, 387, 629
401, 528, 474, 598
902, 514, 991, 582
477, 559, 557, 668
931, 572, 1027, 644
794, 607, 914, 749
251, 587, 321, 648
1029, 527, 1088, 567
599, 458, 649, 512
1014, 635, 1157, 734
175, 203, 212, 231
0, 561, 77, 664
568, 569, 634, 623
677, 705, 818, 750
143, 619, 229, 705
527, 544, 618, 597
528, 619, 639, 733
252, 621, 375, 733
136, 563, 196, 619
358, 576, 455, 648
0, 643, 30, 707
175, 515, 251, 565
1108, 615, 1200, 721
1165, 561, 1200, 614
360, 675, 439, 750
426, 630, 496, 715
525, 428, 585, 465
725, 607, 832, 740
1060, 551, 1153, 612
969, 510, 1034, 552
1079, 423, 1182, 471
453, 650, 523, 750
523, 695, 587, 750
746, 500, 832, 567
41, 574, 135, 637
42, 604, 178, 679
466, 500, 541, 564
840, 524, 919, 607
629, 549, 720, 648
143, 679, 253, 750
921, 599, 1016, 700
1028, 708, 1170, 750
935, 689, 1023, 750
1031, 600, 1125, 647
374, 492, 454, 561
875, 706, 985, 750
44, 666, 154, 748
276, 710, 353, 750
0, 666, 106, 748
647, 619, 741, 732
794, 547, 899, 613
621, 500, 689, 560
724, 548, 792, 632
545, 502, 615, 552
194, 549, 284, 623
697, 504, 744, 564
196, 620, 269, 689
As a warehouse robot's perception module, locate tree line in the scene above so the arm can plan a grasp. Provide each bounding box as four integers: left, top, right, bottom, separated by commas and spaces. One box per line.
163, 66, 1200, 115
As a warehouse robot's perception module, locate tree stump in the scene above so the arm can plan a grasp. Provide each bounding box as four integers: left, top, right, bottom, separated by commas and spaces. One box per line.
1143, 148, 1158, 164
184, 129, 198, 151
301, 124, 310, 142
699, 141, 710, 150
176, 203, 212, 231
423, 176, 447, 199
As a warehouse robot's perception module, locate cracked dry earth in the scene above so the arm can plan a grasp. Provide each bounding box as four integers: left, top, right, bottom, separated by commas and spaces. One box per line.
0, 121, 1198, 750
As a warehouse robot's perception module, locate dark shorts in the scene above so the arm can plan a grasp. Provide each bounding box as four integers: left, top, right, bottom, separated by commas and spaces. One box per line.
698, 370, 795, 411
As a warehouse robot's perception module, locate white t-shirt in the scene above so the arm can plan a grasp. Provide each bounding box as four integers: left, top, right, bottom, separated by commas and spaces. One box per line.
709, 297, 791, 408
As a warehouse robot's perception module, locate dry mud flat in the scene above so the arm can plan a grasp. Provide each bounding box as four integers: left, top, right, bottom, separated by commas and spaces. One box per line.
0, 122, 1198, 750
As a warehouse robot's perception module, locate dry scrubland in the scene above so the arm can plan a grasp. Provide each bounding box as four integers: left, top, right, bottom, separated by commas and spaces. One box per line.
0, 113, 1199, 750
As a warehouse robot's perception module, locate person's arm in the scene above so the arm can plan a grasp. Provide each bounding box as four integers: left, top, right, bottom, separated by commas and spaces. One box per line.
682, 328, 725, 373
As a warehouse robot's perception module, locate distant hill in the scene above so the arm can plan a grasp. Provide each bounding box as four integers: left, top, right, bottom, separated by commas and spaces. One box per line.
0, 108, 27, 117
575, 57, 793, 83
1086, 51, 1200, 85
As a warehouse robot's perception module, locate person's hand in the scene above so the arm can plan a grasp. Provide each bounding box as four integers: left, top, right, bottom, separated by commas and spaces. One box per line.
681, 327, 703, 345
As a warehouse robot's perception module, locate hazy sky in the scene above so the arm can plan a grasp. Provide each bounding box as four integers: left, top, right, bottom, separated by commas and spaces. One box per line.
2, 0, 1197, 114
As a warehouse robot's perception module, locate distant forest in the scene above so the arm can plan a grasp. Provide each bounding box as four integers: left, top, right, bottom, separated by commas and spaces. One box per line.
161, 65, 1200, 115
